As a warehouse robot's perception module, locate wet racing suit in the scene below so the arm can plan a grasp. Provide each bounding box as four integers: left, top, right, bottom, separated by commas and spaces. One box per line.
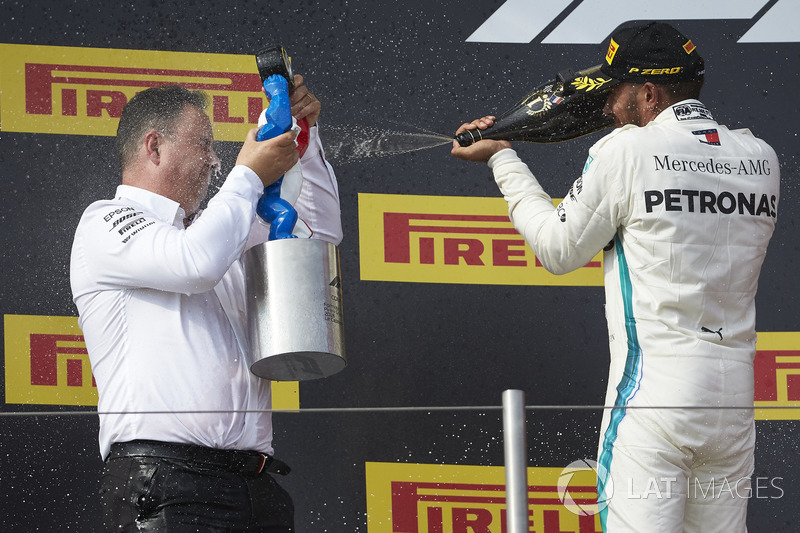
487, 100, 779, 532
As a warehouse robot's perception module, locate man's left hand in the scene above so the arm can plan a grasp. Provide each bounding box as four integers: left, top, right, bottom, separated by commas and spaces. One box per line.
290, 74, 321, 127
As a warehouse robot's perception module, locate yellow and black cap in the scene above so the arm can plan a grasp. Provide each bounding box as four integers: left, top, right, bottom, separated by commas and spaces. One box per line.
600, 22, 704, 84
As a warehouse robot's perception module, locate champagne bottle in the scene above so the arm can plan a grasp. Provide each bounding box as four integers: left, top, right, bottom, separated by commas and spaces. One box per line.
455, 64, 617, 147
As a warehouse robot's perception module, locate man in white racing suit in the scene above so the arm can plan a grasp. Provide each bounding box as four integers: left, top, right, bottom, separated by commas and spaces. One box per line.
452, 22, 779, 532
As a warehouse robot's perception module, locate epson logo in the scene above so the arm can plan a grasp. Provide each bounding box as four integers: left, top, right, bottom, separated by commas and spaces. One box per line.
467, 0, 797, 44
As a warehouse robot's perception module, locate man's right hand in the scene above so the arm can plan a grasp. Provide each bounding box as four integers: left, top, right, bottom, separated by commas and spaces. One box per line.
236, 128, 300, 187
450, 116, 511, 163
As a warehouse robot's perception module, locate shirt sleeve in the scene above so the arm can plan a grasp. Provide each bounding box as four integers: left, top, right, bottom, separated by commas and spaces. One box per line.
71, 165, 263, 297
243, 125, 343, 250
489, 144, 624, 275
294, 125, 343, 245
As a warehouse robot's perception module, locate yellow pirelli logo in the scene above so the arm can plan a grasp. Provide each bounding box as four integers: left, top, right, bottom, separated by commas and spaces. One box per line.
605, 38, 618, 65
0, 43, 267, 140
366, 462, 601, 533
754, 332, 800, 420
358, 193, 603, 286
4, 314, 298, 409
4, 314, 97, 406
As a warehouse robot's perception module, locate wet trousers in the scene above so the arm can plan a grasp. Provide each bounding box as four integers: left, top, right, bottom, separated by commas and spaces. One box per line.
100, 440, 294, 532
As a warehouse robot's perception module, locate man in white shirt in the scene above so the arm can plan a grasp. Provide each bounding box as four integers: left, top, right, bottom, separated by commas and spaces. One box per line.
71, 76, 341, 531
452, 22, 779, 532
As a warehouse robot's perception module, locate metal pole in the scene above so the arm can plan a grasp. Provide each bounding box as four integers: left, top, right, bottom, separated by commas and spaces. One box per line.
503, 389, 529, 533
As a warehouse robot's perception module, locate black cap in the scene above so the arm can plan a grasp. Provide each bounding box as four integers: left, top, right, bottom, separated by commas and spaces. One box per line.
599, 22, 704, 84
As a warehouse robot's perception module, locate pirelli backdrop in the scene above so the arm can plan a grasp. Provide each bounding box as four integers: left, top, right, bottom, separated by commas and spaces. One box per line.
1, 1, 798, 531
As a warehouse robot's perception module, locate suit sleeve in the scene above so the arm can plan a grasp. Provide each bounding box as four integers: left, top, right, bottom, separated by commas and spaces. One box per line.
489, 145, 626, 275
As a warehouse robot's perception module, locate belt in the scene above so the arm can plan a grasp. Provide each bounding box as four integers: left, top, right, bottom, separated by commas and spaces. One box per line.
108, 440, 291, 476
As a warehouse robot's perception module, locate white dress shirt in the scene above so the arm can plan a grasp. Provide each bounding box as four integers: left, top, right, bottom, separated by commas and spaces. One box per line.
71, 127, 341, 460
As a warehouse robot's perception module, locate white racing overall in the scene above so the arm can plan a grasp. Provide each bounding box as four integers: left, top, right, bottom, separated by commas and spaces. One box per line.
489, 100, 779, 532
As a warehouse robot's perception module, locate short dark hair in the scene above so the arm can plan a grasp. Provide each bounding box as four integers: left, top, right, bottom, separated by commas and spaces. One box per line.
660, 75, 705, 102
116, 86, 208, 170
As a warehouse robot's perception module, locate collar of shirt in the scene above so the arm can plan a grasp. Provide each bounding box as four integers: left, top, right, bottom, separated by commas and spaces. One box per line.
115, 184, 186, 228
655, 99, 712, 125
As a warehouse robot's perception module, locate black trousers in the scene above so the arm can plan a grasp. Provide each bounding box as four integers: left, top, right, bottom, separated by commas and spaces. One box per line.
100, 440, 294, 532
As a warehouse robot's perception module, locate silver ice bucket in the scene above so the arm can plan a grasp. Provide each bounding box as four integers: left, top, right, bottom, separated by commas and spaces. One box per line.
243, 238, 345, 381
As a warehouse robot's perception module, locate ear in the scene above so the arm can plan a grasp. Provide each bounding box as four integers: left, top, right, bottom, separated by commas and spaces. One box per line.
641, 82, 659, 106
144, 130, 161, 164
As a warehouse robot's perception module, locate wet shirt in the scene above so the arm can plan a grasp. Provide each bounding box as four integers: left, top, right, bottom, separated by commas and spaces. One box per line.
71, 128, 341, 460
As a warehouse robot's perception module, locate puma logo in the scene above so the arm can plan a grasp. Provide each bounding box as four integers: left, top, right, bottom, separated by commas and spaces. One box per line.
701, 326, 723, 341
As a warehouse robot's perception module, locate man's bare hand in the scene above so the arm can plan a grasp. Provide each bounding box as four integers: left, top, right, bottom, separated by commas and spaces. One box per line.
290, 74, 321, 127
450, 116, 512, 162
237, 128, 299, 187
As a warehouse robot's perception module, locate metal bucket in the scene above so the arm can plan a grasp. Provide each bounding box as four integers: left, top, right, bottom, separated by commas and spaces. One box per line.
243, 238, 345, 381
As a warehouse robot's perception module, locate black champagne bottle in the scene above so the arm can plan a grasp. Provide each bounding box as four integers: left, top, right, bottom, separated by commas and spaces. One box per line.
456, 65, 617, 147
